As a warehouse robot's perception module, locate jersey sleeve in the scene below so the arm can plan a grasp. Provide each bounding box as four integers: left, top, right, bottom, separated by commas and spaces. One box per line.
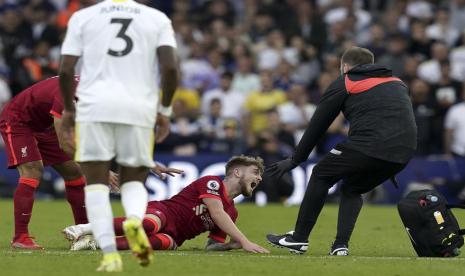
157, 19, 177, 48
196, 176, 222, 201
50, 88, 64, 118
61, 13, 83, 56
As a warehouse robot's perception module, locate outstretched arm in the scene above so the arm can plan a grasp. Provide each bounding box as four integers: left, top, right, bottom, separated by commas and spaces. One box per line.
156, 46, 178, 143
58, 55, 80, 157
157, 45, 178, 109
292, 77, 347, 163
202, 197, 269, 253
266, 77, 348, 179
53, 116, 74, 158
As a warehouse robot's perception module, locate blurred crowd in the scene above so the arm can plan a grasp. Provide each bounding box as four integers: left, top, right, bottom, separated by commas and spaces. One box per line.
0, 0, 465, 162
0, 0, 464, 203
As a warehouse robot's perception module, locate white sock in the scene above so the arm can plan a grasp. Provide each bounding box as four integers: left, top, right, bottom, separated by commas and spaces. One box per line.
120, 181, 148, 220
84, 184, 116, 253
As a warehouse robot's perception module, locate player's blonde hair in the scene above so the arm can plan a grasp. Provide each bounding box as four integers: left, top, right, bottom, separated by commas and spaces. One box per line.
225, 155, 264, 176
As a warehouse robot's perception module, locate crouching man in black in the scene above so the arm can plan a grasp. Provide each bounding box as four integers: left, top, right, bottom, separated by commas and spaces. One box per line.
266, 46, 417, 256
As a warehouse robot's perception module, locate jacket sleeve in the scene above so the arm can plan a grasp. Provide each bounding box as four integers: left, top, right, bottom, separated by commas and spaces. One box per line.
292, 76, 347, 164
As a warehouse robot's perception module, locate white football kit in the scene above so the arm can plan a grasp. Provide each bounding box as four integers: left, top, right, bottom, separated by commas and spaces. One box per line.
61, 0, 176, 166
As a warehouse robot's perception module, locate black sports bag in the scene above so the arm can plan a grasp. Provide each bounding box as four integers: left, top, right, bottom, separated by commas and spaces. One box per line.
397, 190, 465, 257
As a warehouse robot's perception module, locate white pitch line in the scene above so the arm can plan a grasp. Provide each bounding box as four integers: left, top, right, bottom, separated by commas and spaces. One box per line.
6, 250, 465, 261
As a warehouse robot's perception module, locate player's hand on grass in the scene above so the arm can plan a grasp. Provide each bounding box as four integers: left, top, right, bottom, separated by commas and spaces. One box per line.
241, 240, 270, 253
108, 171, 120, 193
266, 158, 299, 179
151, 163, 184, 180
155, 114, 170, 143
60, 110, 76, 157
205, 239, 242, 251
227, 241, 242, 250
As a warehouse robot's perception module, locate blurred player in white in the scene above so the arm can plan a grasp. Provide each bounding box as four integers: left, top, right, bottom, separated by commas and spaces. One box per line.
58, 0, 178, 272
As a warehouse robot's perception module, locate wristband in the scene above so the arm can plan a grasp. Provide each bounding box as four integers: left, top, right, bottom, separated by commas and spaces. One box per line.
158, 105, 173, 117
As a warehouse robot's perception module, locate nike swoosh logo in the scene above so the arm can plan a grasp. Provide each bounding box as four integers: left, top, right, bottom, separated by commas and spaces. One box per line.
21, 213, 31, 216
278, 237, 307, 246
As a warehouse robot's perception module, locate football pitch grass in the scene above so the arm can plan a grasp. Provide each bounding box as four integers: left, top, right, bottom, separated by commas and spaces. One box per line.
0, 200, 464, 275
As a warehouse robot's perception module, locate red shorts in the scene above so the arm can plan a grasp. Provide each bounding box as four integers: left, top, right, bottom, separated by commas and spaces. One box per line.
0, 121, 71, 168
146, 202, 181, 246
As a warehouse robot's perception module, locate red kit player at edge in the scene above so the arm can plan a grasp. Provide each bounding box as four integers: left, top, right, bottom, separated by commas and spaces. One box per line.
0, 76, 86, 249
0, 76, 180, 250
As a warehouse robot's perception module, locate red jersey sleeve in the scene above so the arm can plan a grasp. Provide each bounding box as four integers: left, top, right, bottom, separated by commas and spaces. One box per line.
208, 205, 238, 243
50, 87, 63, 119
196, 176, 223, 201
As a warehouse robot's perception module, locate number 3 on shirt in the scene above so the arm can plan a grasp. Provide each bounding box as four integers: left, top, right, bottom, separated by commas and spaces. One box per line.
108, 18, 133, 57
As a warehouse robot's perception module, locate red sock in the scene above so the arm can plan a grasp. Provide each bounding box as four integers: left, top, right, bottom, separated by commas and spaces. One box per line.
14, 178, 39, 239
142, 217, 157, 234
149, 233, 176, 250
116, 236, 129, 250
65, 176, 88, 224
113, 217, 125, 236
116, 233, 175, 251
143, 212, 165, 234
113, 216, 162, 236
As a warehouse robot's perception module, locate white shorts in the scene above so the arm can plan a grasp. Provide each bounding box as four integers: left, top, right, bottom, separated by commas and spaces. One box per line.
75, 122, 155, 168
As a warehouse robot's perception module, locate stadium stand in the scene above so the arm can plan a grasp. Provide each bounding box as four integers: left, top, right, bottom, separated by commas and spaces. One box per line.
0, 0, 464, 204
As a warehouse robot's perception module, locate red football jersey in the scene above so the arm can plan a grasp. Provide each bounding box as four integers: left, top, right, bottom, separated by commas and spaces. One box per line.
0, 76, 78, 132
148, 175, 238, 246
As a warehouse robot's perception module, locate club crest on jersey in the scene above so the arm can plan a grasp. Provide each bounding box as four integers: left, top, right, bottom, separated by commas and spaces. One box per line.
21, 146, 28, 157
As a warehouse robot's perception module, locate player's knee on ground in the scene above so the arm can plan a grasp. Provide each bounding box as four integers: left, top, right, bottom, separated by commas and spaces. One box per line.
149, 233, 176, 250
17, 161, 44, 180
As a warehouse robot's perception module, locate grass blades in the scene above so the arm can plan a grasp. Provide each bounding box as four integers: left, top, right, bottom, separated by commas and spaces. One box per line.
0, 200, 463, 275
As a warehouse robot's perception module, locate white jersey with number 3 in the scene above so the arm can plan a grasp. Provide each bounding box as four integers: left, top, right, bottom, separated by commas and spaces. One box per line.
61, 0, 176, 127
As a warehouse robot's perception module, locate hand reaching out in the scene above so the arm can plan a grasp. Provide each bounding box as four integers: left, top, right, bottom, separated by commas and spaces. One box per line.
108, 171, 120, 193
265, 158, 299, 179
151, 163, 184, 180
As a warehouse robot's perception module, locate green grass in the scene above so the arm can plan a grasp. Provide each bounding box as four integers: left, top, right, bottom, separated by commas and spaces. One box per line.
0, 200, 464, 275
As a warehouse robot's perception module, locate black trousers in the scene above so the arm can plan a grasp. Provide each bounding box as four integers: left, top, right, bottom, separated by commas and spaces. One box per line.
292, 144, 407, 245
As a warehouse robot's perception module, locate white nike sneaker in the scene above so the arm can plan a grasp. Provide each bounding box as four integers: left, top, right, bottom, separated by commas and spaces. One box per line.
62, 225, 84, 242
70, 235, 98, 251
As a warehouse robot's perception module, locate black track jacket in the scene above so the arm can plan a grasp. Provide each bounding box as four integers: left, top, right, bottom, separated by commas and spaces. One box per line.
292, 64, 417, 164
